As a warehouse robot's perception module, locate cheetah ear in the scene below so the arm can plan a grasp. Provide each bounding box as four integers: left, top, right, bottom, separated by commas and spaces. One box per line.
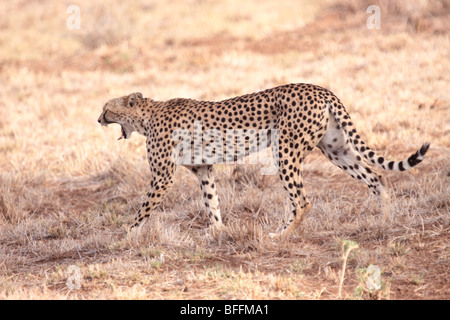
127, 92, 143, 108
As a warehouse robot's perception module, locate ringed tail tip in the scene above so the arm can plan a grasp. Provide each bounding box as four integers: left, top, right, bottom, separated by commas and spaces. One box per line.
420, 142, 430, 156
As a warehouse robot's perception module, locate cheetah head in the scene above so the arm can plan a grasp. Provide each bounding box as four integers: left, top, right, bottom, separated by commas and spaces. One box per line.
98, 92, 143, 140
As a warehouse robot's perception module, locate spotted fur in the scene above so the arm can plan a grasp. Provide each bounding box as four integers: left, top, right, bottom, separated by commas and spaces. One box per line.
98, 83, 430, 238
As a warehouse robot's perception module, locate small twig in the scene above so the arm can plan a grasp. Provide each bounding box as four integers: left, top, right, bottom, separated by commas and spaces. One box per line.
338, 240, 359, 299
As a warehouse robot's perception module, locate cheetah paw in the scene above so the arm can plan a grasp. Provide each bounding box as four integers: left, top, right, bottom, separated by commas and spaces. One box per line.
268, 232, 281, 239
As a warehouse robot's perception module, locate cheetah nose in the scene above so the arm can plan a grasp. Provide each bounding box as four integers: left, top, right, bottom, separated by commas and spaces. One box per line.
98, 118, 101, 123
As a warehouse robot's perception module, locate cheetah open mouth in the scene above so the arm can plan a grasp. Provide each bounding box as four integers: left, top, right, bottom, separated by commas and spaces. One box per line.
118, 125, 128, 140
102, 118, 130, 140
101, 115, 130, 140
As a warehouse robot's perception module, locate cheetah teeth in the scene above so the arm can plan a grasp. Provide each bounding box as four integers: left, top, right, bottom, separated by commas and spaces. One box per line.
118, 126, 126, 140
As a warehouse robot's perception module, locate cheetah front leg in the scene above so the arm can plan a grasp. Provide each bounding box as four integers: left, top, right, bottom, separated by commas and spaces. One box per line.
186, 165, 223, 229
128, 169, 175, 235
128, 146, 176, 236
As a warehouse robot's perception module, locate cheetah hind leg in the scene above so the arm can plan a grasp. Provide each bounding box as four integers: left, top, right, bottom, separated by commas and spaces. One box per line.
268, 141, 312, 239
268, 202, 312, 240
317, 114, 392, 221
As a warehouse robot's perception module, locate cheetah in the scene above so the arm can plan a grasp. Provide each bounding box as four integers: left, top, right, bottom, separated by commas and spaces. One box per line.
97, 83, 429, 239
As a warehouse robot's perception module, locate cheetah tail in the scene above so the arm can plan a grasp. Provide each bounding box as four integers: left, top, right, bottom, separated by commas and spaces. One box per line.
328, 101, 430, 172
365, 142, 430, 172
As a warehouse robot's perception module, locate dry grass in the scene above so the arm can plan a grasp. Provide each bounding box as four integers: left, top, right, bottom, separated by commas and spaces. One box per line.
0, 0, 449, 299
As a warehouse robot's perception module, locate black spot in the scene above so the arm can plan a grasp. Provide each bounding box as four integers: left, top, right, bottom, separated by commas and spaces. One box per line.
388, 161, 395, 170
